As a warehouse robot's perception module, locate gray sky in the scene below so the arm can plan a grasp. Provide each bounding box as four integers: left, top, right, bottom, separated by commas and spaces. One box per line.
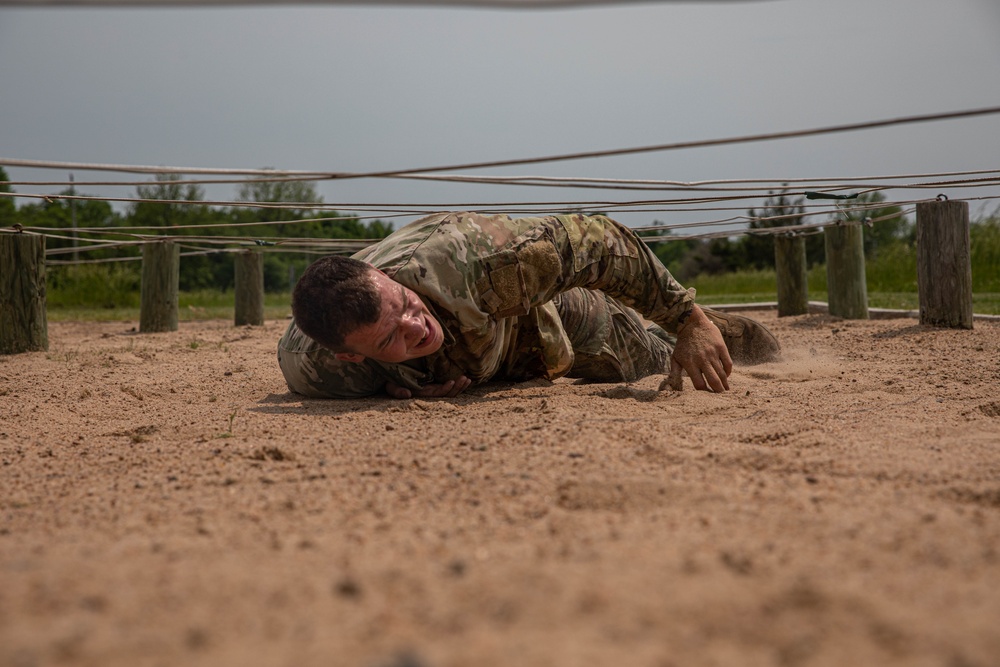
2, 0, 999, 232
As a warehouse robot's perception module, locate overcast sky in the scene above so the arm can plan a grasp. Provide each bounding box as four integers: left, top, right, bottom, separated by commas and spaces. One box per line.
1, 0, 999, 232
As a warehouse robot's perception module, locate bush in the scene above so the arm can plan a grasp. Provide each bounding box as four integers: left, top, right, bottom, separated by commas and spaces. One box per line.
687, 268, 779, 303
971, 218, 1000, 292
47, 263, 141, 309
865, 241, 918, 292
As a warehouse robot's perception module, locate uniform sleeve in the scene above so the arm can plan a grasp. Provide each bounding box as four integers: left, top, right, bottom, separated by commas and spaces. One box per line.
277, 341, 387, 399
277, 320, 440, 399
473, 214, 695, 334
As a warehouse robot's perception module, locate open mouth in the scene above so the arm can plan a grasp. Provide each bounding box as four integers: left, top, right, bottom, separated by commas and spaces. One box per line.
417, 318, 431, 348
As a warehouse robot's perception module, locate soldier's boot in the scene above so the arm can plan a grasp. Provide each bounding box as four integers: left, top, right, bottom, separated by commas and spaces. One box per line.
701, 307, 781, 365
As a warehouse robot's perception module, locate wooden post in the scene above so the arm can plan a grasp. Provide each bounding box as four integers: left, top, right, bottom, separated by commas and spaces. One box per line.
234, 250, 264, 326
0, 233, 48, 354
140, 240, 179, 333
824, 222, 869, 319
916, 199, 972, 329
774, 233, 808, 316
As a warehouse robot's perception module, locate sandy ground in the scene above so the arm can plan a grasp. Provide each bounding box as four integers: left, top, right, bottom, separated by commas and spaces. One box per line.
1, 310, 999, 667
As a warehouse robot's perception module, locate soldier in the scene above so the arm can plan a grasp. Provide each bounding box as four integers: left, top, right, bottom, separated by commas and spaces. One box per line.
278, 211, 779, 399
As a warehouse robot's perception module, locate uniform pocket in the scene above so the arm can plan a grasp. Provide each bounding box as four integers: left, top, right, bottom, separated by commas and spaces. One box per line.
475, 226, 562, 318
554, 214, 639, 274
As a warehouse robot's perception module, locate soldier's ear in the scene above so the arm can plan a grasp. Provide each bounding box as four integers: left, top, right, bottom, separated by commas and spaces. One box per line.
335, 352, 366, 364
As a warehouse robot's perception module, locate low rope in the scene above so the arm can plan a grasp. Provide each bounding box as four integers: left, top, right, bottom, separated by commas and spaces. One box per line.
8, 167, 1000, 193
3, 105, 999, 179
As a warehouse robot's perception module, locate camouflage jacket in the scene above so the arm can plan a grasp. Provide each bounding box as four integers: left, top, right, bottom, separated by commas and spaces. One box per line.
278, 212, 694, 398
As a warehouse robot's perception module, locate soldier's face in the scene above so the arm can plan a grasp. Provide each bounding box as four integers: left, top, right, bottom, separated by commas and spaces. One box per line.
335, 270, 445, 364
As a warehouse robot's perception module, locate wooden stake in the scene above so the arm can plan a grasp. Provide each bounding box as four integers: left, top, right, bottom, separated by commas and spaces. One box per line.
0, 233, 48, 354
917, 199, 972, 329
824, 223, 869, 319
774, 233, 808, 316
234, 250, 264, 326
140, 241, 179, 333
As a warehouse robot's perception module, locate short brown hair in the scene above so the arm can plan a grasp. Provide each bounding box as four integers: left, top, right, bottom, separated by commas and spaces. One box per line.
291, 256, 381, 351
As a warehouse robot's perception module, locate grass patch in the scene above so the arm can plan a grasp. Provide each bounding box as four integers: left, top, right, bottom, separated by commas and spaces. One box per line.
689, 230, 999, 315
44, 257, 1000, 321
698, 291, 999, 314
48, 291, 292, 322
693, 266, 1000, 314
48, 286, 999, 320
688, 268, 778, 297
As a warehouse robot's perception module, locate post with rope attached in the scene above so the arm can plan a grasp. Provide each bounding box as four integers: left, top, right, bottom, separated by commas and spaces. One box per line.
774, 232, 808, 316
0, 231, 48, 354
234, 250, 264, 326
916, 198, 972, 329
824, 221, 868, 319
140, 240, 179, 333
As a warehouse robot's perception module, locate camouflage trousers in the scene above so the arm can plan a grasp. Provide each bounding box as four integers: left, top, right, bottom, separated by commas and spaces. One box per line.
555, 288, 674, 383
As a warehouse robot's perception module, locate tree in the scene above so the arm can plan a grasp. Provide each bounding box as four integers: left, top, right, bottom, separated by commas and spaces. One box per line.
235, 173, 324, 225
742, 187, 822, 269
16, 189, 119, 254
231, 172, 393, 292
830, 192, 910, 258
129, 173, 206, 228
969, 208, 999, 293
15, 185, 131, 305
0, 167, 16, 225
127, 173, 221, 290
641, 223, 698, 279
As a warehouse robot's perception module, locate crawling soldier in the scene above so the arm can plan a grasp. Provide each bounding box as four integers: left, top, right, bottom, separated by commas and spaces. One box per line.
278, 212, 779, 399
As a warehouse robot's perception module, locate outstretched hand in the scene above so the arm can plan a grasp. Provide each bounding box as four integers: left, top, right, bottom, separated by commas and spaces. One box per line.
385, 375, 472, 400
669, 305, 733, 392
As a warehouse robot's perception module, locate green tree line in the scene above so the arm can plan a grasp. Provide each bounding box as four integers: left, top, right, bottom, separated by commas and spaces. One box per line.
2, 171, 998, 309
644, 187, 999, 294
0, 168, 393, 304
644, 189, 912, 281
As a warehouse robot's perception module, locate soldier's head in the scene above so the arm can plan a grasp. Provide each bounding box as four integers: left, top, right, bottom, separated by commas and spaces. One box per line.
292, 255, 444, 364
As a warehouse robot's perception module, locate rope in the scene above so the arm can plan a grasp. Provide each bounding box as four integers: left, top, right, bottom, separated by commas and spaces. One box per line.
6, 103, 996, 268
18, 192, 984, 240
4, 175, 998, 220
15, 192, 974, 267
7, 193, 977, 244
4, 105, 999, 179
8, 167, 1000, 193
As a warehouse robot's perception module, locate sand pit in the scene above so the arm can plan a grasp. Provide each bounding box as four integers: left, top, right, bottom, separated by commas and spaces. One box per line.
1, 311, 999, 667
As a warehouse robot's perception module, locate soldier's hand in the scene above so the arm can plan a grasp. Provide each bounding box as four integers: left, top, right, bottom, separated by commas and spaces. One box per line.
670, 305, 732, 392
385, 375, 472, 399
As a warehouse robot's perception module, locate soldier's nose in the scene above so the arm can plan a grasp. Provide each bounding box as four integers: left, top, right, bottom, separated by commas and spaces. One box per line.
402, 313, 424, 341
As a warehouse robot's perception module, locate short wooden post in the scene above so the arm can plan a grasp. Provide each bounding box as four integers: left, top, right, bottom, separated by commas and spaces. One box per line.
140, 240, 179, 333
0, 233, 48, 354
916, 199, 972, 329
824, 222, 869, 319
774, 233, 808, 316
234, 250, 264, 326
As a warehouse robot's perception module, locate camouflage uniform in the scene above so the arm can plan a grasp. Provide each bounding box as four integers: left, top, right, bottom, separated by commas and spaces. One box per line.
278, 212, 695, 398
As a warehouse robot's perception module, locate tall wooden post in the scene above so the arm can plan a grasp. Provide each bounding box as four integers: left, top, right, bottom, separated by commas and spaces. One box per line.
774, 233, 808, 316
824, 222, 868, 319
234, 250, 264, 326
0, 233, 48, 354
916, 199, 972, 329
140, 240, 179, 333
